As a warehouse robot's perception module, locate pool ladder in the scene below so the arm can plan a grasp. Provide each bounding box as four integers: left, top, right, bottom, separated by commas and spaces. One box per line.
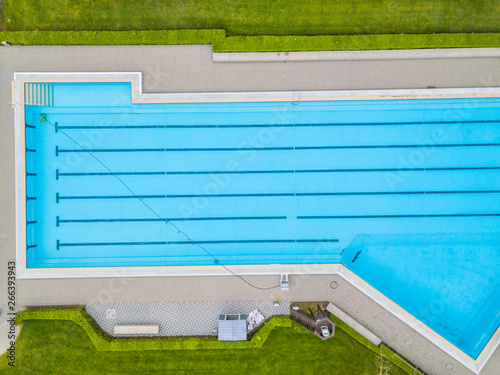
24, 83, 53, 106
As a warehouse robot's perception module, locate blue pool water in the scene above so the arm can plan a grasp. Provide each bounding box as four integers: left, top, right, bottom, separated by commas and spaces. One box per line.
342, 234, 499, 358
25, 82, 499, 358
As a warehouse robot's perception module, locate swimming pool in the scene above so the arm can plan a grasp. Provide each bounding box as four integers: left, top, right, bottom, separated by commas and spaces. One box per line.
20, 79, 499, 359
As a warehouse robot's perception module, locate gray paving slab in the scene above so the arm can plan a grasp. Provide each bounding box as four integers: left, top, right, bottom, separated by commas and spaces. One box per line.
0, 45, 499, 374
87, 300, 290, 337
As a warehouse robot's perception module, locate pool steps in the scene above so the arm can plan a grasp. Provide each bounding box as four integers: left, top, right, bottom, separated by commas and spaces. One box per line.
24, 83, 53, 106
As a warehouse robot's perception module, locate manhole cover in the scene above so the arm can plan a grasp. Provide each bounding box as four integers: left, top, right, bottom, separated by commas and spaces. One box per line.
445, 363, 453, 371
330, 281, 338, 289
106, 309, 116, 319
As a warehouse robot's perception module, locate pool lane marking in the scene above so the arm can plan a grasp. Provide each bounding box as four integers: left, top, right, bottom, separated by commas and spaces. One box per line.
57, 241, 168, 249
55, 213, 500, 225
56, 239, 340, 248
59, 171, 166, 176
298, 213, 500, 219
58, 194, 167, 200
55, 143, 500, 153
55, 190, 500, 200
167, 239, 340, 245
57, 166, 500, 177
56, 118, 500, 130
57, 216, 287, 224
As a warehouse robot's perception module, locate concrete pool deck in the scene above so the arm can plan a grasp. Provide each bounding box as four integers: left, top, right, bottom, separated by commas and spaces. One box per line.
1, 45, 500, 375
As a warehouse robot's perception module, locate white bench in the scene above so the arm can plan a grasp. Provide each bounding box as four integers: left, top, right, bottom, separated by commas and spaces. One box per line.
114, 324, 159, 335
327, 303, 382, 346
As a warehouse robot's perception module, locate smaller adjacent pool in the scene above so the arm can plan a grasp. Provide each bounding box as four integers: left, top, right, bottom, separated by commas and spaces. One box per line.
342, 233, 500, 359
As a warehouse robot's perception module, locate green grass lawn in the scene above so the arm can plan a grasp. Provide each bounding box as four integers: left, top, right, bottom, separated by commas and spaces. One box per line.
0, 319, 409, 375
2, 0, 499, 35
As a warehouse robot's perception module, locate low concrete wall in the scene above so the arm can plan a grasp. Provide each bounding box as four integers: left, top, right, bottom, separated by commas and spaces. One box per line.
327, 302, 382, 346
213, 48, 500, 63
